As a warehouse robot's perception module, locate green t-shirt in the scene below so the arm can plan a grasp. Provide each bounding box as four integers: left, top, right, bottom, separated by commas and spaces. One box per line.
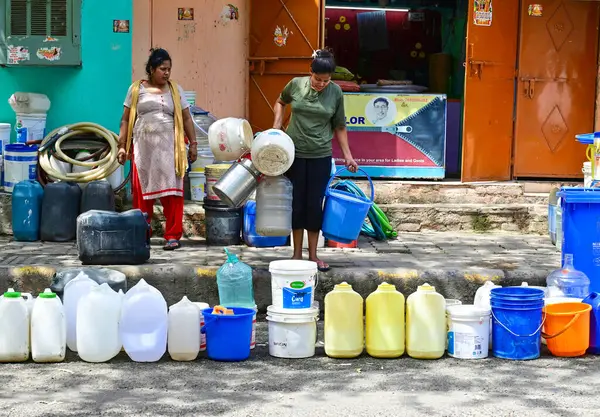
279, 76, 346, 158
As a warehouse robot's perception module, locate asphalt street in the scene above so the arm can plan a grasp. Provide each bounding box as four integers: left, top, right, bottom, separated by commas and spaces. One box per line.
0, 323, 598, 417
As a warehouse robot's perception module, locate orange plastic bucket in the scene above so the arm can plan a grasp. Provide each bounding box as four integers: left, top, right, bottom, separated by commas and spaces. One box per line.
542, 302, 591, 357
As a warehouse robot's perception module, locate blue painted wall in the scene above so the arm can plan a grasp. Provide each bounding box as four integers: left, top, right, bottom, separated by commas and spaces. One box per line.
0, 0, 133, 142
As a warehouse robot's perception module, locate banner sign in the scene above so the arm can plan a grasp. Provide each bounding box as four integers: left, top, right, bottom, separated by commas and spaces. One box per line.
332, 93, 447, 179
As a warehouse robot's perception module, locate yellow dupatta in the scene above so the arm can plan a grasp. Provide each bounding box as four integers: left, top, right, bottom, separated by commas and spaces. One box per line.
125, 80, 188, 178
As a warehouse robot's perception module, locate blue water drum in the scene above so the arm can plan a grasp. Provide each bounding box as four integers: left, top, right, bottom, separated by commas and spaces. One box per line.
490, 287, 545, 360
583, 292, 600, 354
11, 180, 44, 241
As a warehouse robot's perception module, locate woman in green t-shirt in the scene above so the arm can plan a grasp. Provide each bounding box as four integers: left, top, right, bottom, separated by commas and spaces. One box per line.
273, 49, 358, 272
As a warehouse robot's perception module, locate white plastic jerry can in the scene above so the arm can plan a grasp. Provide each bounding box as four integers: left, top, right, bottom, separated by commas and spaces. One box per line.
64, 271, 99, 352
168, 296, 201, 361
0, 289, 30, 362
77, 283, 122, 363
31, 289, 67, 363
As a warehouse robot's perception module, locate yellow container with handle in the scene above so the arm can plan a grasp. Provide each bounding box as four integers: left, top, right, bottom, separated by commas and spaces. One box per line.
366, 283, 405, 358
324, 282, 363, 358
406, 283, 446, 359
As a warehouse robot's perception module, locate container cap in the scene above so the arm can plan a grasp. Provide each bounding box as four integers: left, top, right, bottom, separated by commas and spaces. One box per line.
418, 283, 435, 292
269, 260, 318, 273
335, 282, 353, 291
3, 290, 21, 298
38, 289, 56, 299
377, 282, 398, 292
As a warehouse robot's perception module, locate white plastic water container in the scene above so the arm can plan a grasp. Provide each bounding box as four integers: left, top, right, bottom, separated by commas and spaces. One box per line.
0, 123, 10, 153
189, 172, 206, 202
9, 92, 51, 114
64, 271, 99, 352
267, 305, 319, 358
184, 91, 196, 106
0, 289, 30, 362
77, 283, 122, 363
168, 296, 200, 361
446, 304, 490, 359
269, 260, 317, 310
48, 155, 72, 182
31, 289, 67, 363
15, 113, 47, 143
251, 129, 295, 176
291, 230, 325, 249
120, 279, 168, 362
190, 152, 214, 173
4, 144, 38, 193
208, 117, 253, 161
193, 302, 210, 351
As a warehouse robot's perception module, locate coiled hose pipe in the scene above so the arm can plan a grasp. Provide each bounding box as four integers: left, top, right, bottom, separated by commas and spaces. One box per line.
32, 122, 130, 191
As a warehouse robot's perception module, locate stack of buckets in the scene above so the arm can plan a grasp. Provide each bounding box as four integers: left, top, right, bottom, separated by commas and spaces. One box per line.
266, 260, 320, 359
490, 287, 592, 359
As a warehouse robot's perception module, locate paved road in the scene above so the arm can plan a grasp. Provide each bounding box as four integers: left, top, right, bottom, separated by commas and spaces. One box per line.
0, 323, 596, 417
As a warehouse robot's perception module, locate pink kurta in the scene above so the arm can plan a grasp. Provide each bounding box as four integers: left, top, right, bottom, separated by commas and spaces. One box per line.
124, 83, 190, 200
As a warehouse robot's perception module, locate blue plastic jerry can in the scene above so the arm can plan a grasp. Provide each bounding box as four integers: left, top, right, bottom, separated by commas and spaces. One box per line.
583, 292, 600, 354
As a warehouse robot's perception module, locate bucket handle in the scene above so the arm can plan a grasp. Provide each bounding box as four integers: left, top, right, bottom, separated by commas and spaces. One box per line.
326, 167, 374, 202
200, 316, 220, 334
541, 312, 583, 340
491, 309, 546, 338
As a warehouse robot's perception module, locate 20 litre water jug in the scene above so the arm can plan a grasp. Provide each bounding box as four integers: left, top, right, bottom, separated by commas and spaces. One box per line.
120, 279, 168, 362
31, 289, 67, 363
168, 296, 201, 361
80, 180, 115, 213
0, 289, 30, 362
217, 249, 255, 308
366, 283, 405, 358
546, 253, 590, 299
40, 181, 81, 242
64, 271, 99, 352
255, 175, 292, 237
324, 282, 364, 358
406, 283, 446, 359
77, 283, 122, 363
11, 180, 44, 241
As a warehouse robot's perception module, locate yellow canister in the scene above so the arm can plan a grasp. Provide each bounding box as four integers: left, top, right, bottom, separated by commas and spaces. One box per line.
406, 283, 446, 359
324, 282, 364, 358
366, 282, 405, 358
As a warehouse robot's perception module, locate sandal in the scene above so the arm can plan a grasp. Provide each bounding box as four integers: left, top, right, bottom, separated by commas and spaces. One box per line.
315, 260, 330, 272
163, 239, 181, 251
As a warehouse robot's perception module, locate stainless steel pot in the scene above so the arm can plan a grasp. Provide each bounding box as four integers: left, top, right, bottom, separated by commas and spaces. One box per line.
213, 158, 261, 208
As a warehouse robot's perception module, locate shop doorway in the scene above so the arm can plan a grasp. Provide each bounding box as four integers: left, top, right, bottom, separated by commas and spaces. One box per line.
512, 0, 600, 179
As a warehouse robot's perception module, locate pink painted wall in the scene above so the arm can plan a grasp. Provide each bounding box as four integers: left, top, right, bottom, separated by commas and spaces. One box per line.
132, 0, 249, 118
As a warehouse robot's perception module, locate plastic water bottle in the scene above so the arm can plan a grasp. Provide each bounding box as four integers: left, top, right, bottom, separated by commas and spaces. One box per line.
546, 253, 590, 298
31, 289, 67, 363
0, 289, 30, 362
216, 248, 255, 308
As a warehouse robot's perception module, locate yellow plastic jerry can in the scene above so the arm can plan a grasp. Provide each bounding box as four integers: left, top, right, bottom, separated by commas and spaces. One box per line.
406, 283, 446, 359
324, 282, 364, 358
366, 282, 405, 358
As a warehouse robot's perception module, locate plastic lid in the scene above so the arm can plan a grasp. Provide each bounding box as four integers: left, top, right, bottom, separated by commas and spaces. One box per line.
418, 283, 435, 292
38, 289, 56, 299
335, 282, 353, 291
3, 290, 21, 298
377, 282, 397, 292
269, 259, 318, 272
447, 304, 490, 318
267, 305, 319, 317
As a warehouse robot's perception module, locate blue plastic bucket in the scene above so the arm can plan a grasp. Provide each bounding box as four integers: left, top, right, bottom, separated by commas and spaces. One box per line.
201, 307, 255, 361
491, 287, 545, 301
490, 298, 544, 360
557, 187, 600, 293
322, 167, 374, 244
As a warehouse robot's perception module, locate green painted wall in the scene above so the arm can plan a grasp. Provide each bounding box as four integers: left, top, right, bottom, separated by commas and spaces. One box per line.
0, 0, 132, 142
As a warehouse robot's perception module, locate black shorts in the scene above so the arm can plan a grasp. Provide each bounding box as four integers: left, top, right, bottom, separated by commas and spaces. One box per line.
284, 156, 332, 232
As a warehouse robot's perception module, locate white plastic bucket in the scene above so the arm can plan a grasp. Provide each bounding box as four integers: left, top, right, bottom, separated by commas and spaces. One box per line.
446, 305, 490, 359
582, 162, 600, 187
269, 260, 317, 310
251, 129, 295, 176
184, 91, 196, 106
445, 299, 462, 349
0, 123, 10, 152
266, 305, 319, 358
208, 117, 253, 161
4, 144, 38, 193
189, 172, 206, 202
15, 113, 46, 143
190, 153, 214, 173
193, 302, 209, 351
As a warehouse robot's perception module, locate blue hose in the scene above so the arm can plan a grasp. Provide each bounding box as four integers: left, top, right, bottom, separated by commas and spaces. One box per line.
330, 179, 396, 241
